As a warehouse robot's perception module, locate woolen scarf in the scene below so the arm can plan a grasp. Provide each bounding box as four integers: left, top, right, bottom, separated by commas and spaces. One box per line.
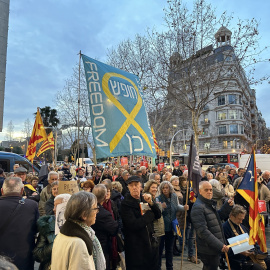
74, 221, 106, 270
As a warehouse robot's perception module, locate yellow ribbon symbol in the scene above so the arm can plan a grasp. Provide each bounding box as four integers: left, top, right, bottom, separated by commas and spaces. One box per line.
102, 72, 153, 154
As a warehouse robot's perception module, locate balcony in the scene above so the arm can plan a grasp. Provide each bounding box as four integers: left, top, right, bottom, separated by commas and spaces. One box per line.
201, 120, 210, 125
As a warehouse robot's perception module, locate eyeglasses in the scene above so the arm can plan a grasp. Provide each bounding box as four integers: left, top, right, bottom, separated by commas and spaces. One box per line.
92, 206, 99, 213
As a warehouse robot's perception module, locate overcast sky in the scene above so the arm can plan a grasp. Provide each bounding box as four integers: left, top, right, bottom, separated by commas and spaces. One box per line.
2, 0, 270, 141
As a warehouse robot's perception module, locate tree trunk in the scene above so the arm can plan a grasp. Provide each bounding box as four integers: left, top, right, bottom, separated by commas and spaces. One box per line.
191, 111, 200, 154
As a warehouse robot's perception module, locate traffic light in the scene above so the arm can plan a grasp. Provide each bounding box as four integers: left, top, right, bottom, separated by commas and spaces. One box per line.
167, 150, 170, 158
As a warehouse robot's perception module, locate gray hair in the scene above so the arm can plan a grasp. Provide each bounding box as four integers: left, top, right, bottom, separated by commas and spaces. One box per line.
140, 166, 146, 171
182, 170, 188, 178
199, 180, 211, 190
51, 181, 59, 188
149, 173, 155, 180
0, 255, 18, 270
2, 177, 24, 195
54, 193, 71, 203
209, 179, 222, 190
230, 204, 247, 217
111, 181, 123, 193
159, 181, 175, 194
92, 184, 107, 203
101, 179, 112, 192
64, 191, 97, 221
122, 170, 129, 177
170, 176, 179, 183
48, 171, 59, 180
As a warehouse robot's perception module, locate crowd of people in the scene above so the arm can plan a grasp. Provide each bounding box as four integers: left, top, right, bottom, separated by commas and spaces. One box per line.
0, 162, 270, 270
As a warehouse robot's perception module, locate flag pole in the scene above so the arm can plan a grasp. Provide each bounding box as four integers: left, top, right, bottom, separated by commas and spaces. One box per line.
77, 50, 82, 167
180, 135, 193, 270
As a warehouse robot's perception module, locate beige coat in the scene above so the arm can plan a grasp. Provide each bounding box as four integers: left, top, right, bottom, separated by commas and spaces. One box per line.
259, 183, 270, 203
51, 233, 95, 270
223, 183, 234, 198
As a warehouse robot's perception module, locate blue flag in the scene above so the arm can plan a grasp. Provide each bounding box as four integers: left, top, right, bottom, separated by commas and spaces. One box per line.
82, 54, 156, 159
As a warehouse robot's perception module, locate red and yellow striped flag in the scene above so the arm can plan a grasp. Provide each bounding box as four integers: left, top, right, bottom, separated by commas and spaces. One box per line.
237, 149, 267, 251
36, 131, 54, 157
26, 109, 47, 162
151, 126, 159, 154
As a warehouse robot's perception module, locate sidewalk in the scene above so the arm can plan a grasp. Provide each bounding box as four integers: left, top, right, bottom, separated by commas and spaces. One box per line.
35, 224, 270, 270
161, 225, 270, 270
161, 253, 202, 270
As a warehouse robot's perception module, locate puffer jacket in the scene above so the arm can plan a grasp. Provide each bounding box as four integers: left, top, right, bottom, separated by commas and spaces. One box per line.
33, 215, 56, 270
191, 194, 232, 255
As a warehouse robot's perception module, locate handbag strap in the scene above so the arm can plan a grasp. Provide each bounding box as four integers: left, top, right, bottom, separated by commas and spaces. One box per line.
0, 197, 25, 233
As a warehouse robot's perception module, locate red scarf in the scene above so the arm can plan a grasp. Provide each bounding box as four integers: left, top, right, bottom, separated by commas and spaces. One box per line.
102, 199, 118, 265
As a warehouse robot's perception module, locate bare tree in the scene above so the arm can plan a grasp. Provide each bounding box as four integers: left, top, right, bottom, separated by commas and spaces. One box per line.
6, 120, 14, 141
55, 64, 96, 163
107, 0, 269, 149
22, 118, 32, 139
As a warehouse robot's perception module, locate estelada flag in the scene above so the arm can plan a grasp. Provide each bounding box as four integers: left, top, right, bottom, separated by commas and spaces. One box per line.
36, 131, 54, 157
151, 126, 159, 153
237, 149, 267, 251
26, 109, 47, 162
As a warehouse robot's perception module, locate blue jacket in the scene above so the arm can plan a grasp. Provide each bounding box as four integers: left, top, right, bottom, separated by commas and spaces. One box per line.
157, 192, 184, 232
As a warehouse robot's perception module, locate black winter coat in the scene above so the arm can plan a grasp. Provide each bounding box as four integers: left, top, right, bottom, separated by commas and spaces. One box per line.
45, 195, 55, 215
121, 193, 161, 270
23, 185, 40, 202
33, 215, 56, 270
118, 177, 129, 197
0, 195, 39, 270
91, 203, 118, 270
191, 194, 232, 255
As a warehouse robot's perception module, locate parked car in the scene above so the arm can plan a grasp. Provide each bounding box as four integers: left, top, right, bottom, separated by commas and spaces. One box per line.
0, 151, 40, 174
209, 163, 237, 170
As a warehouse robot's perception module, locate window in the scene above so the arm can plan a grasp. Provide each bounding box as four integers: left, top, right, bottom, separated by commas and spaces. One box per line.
240, 125, 244, 134
219, 126, 227, 135
228, 94, 237, 104
239, 111, 243, 119
230, 124, 238, 134
228, 110, 237, 119
217, 112, 226, 120
218, 95, 225, 106
239, 96, 242, 105
223, 141, 228, 149
202, 128, 208, 136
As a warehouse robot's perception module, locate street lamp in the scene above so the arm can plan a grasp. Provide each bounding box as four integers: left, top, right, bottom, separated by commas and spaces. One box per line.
170, 129, 186, 168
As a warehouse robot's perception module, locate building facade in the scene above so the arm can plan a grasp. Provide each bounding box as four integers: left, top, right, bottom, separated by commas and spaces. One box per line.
165, 26, 267, 155
0, 0, 10, 131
